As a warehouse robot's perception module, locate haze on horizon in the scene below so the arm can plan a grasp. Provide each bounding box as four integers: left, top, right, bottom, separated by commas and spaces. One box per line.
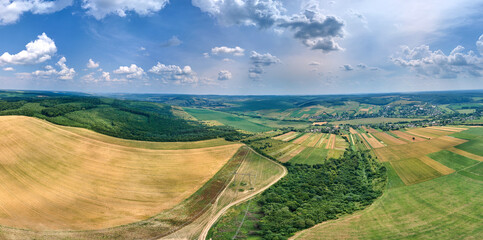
0, 0, 482, 95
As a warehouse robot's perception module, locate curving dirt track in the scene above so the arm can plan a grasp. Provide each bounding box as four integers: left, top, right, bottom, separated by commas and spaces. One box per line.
197, 148, 287, 240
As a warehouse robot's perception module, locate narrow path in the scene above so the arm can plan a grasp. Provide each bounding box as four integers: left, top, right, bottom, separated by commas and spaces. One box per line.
197, 147, 287, 240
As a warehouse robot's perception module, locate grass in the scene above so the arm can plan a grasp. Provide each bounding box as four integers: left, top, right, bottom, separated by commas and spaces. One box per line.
0, 116, 242, 231
331, 117, 423, 125
390, 158, 443, 185
289, 148, 328, 165
292, 165, 483, 240
428, 150, 479, 171
455, 138, 483, 156
383, 162, 405, 189
184, 107, 273, 132
206, 151, 285, 240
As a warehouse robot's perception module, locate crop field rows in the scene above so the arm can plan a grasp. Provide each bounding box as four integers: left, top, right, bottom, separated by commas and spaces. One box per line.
292, 126, 483, 240
391, 130, 426, 142
267, 132, 348, 164
272, 131, 299, 141
372, 132, 406, 145
360, 132, 385, 148
371, 127, 479, 185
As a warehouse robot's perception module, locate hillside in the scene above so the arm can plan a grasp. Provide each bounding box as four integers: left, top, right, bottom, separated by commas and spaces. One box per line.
0, 116, 242, 230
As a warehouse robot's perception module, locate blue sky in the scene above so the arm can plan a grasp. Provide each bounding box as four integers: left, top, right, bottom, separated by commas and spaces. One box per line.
0, 0, 482, 95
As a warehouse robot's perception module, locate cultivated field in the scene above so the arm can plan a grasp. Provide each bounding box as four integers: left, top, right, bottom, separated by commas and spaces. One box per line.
258, 132, 345, 164
373, 132, 406, 145
0, 116, 242, 231
183, 108, 273, 132
332, 117, 423, 125
291, 169, 482, 240
361, 133, 385, 148
291, 126, 483, 239
162, 148, 286, 240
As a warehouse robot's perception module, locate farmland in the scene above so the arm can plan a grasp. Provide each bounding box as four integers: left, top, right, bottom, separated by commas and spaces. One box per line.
184, 108, 273, 132
291, 126, 483, 239
291, 171, 482, 240
250, 132, 348, 165
332, 117, 423, 125
0, 116, 242, 231
0, 90, 481, 240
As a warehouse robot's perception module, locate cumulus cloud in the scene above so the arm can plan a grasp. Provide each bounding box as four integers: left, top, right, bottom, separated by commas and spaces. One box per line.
309, 61, 320, 66
218, 70, 232, 80
249, 51, 280, 80
392, 43, 482, 78
149, 62, 198, 84
192, 0, 345, 52
192, 0, 284, 28
86, 58, 99, 68
356, 63, 367, 69
32, 57, 75, 80
0, 0, 72, 25
211, 46, 245, 56
477, 34, 483, 55
0, 33, 56, 65
341, 64, 354, 71
279, 4, 344, 52
160, 36, 182, 47
3, 67, 14, 71
102, 71, 111, 81
82, 0, 169, 19
82, 71, 124, 83
113, 64, 145, 79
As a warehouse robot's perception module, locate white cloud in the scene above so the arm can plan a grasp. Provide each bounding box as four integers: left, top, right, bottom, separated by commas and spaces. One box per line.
102, 71, 111, 81
149, 62, 198, 84
113, 64, 145, 79
218, 70, 232, 80
0, 33, 56, 65
249, 51, 280, 80
193, 0, 345, 52
309, 61, 320, 66
82, 0, 169, 19
477, 34, 483, 55
392, 43, 482, 78
2, 67, 14, 71
192, 0, 284, 28
279, 3, 344, 52
0, 0, 72, 25
82, 71, 124, 83
211, 46, 245, 56
32, 56, 75, 80
160, 36, 182, 47
86, 58, 99, 68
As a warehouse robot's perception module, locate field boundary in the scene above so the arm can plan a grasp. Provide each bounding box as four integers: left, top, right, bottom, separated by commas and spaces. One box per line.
197, 147, 287, 240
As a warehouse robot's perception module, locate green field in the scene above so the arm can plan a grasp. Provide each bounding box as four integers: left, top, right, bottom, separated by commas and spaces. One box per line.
293, 163, 482, 239
428, 150, 479, 171
289, 147, 328, 165
455, 138, 483, 156
184, 108, 273, 132
332, 117, 423, 125
390, 158, 443, 185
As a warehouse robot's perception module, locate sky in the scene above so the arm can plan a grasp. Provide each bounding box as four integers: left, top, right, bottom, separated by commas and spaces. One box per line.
0, 0, 482, 95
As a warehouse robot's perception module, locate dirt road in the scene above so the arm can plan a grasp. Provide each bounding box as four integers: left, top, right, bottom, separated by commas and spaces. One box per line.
197, 148, 287, 240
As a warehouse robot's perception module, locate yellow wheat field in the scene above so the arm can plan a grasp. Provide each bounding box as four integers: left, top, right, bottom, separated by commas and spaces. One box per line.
0, 116, 242, 231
